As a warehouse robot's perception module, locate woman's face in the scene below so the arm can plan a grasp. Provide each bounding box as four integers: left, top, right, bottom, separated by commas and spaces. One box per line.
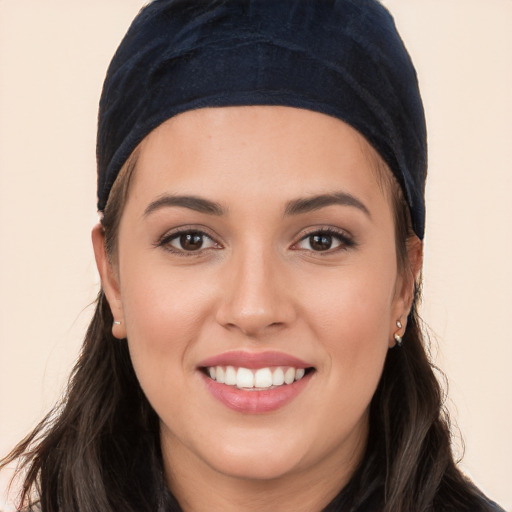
96, 106, 414, 492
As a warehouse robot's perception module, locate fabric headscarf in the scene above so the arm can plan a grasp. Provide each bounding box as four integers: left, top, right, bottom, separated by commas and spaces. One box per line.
97, 0, 427, 239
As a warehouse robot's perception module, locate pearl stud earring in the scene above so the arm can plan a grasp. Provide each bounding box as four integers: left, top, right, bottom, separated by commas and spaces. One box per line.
394, 320, 403, 347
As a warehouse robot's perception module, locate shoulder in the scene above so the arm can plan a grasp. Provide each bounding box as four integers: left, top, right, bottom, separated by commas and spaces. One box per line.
470, 484, 506, 512
444, 488, 507, 512
483, 497, 507, 512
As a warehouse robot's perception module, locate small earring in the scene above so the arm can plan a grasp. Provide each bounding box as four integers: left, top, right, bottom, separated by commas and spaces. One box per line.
113, 320, 121, 326
394, 320, 403, 347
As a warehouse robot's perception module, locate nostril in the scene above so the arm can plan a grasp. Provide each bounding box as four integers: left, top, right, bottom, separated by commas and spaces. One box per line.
220, 315, 288, 338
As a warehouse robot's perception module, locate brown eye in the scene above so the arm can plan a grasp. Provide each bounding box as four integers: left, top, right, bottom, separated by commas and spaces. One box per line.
179, 232, 204, 251
163, 230, 219, 253
309, 234, 333, 251
294, 229, 354, 253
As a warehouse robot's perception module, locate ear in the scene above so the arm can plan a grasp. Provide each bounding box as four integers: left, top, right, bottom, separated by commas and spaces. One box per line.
91, 223, 127, 339
390, 235, 423, 347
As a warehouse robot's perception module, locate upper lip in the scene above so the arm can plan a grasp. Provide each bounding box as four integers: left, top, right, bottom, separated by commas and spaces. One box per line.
197, 350, 313, 370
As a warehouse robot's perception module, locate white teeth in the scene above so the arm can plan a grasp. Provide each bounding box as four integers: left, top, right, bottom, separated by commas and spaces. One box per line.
254, 368, 273, 388
225, 366, 237, 385
206, 365, 309, 389
284, 367, 295, 385
272, 367, 285, 386
236, 367, 254, 388
216, 366, 225, 384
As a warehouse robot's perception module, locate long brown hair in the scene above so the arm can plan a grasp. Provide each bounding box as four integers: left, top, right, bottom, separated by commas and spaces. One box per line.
0, 155, 495, 512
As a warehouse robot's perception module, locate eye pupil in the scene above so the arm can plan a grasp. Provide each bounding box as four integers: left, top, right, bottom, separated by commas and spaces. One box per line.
180, 232, 203, 250
310, 234, 332, 251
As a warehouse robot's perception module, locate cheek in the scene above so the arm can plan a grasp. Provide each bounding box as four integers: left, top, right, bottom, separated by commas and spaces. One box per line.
118, 261, 217, 389
302, 263, 395, 343
300, 264, 395, 392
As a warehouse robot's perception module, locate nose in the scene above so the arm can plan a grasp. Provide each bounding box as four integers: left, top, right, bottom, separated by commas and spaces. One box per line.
215, 246, 296, 338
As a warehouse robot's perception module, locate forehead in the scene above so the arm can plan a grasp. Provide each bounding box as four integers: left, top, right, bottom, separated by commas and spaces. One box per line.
129, 106, 390, 209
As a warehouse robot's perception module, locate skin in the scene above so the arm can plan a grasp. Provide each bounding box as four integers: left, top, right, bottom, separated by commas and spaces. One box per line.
93, 106, 421, 512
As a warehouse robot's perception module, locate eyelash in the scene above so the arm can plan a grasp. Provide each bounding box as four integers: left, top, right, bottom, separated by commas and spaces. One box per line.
292, 227, 356, 254
156, 227, 221, 256
156, 226, 355, 256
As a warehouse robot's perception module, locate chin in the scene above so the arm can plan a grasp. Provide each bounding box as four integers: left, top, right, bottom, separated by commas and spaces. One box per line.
173, 421, 312, 482
208, 445, 305, 482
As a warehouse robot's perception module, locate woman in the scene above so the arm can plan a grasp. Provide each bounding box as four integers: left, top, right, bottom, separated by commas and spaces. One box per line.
0, 1, 506, 511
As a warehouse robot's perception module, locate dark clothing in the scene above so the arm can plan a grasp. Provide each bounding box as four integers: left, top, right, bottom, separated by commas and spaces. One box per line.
161, 484, 506, 512
321, 486, 506, 512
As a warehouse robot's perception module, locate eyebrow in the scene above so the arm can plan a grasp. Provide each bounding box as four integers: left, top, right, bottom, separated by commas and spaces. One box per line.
143, 191, 370, 218
284, 192, 371, 217
143, 195, 225, 217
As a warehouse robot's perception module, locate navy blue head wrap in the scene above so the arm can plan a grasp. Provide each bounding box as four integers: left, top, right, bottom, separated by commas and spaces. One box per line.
97, 0, 427, 238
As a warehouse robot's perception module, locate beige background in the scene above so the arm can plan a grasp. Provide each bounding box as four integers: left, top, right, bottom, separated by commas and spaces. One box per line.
0, 0, 511, 510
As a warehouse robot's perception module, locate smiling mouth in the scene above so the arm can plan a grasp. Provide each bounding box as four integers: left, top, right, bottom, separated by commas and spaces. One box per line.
201, 365, 315, 391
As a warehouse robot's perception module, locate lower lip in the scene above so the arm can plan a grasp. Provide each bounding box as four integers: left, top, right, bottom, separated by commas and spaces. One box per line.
201, 371, 313, 414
